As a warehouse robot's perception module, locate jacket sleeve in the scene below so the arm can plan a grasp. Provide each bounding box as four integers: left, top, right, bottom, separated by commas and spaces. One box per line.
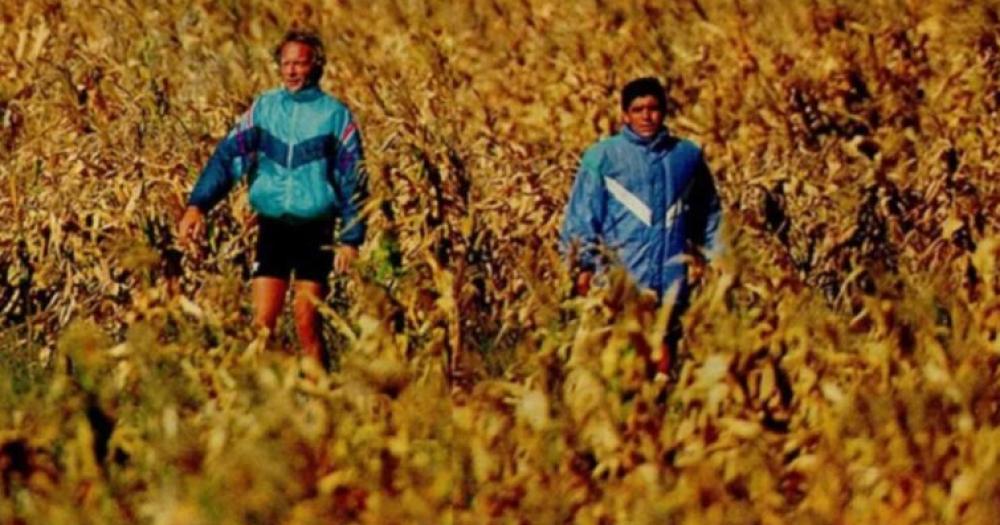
688, 154, 723, 260
187, 103, 259, 212
560, 150, 606, 272
333, 111, 367, 247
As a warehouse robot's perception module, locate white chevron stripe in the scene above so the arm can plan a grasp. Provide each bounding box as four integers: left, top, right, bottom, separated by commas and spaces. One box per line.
665, 182, 694, 226
604, 177, 651, 227
665, 199, 684, 226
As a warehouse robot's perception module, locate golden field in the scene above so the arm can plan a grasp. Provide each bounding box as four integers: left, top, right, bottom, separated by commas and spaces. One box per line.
2, 0, 1000, 523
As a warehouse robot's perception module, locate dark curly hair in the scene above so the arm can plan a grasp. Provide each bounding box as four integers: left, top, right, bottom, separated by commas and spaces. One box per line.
273, 29, 326, 85
621, 77, 667, 112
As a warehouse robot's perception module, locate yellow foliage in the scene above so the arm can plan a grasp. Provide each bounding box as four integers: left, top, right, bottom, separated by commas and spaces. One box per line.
2, 0, 1000, 523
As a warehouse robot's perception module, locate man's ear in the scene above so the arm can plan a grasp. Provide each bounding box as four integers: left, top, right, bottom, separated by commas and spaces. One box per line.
620, 110, 631, 126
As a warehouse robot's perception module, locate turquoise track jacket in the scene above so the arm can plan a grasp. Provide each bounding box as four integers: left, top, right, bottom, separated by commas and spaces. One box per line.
188, 85, 366, 246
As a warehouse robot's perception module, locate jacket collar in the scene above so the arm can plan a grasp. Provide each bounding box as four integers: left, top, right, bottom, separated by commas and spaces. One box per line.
622, 125, 672, 150
283, 85, 323, 102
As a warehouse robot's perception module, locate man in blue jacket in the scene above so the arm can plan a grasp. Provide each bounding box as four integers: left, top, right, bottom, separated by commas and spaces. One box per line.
561, 77, 721, 375
178, 29, 366, 369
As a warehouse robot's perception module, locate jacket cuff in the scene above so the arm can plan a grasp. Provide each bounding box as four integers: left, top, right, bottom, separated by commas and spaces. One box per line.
338, 224, 366, 247
186, 197, 212, 214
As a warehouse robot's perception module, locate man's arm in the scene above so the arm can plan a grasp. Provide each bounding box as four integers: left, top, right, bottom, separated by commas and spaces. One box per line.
332, 111, 367, 271
180, 105, 259, 244
187, 106, 259, 213
560, 152, 606, 294
689, 155, 722, 259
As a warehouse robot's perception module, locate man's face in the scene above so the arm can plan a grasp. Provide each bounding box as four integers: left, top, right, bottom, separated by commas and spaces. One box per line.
622, 95, 665, 139
280, 41, 315, 92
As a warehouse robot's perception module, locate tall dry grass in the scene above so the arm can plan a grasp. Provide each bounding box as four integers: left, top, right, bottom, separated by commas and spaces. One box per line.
1, 0, 1000, 523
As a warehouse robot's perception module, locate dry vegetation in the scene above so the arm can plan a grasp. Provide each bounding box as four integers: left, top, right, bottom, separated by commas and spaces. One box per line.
2, 0, 1000, 523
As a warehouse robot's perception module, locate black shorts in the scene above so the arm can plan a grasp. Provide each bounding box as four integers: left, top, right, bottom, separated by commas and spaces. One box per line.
252, 217, 334, 283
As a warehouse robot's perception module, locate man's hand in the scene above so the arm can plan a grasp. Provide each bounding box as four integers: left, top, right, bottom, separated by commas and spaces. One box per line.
178, 206, 205, 246
655, 341, 671, 376
575, 271, 593, 296
334, 245, 358, 274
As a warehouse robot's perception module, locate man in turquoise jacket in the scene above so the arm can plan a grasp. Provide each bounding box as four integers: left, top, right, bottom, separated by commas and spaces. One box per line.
179, 29, 366, 368
561, 77, 721, 375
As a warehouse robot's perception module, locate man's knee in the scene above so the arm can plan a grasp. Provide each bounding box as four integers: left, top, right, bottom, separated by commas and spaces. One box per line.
253, 316, 273, 332
254, 305, 281, 331
252, 277, 288, 331
292, 296, 320, 333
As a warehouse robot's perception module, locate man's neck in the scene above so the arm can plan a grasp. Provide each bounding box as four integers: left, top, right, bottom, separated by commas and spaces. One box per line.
285, 84, 322, 101
623, 125, 668, 146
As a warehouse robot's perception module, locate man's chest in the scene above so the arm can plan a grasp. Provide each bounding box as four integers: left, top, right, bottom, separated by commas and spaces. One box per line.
255, 102, 337, 169
260, 101, 334, 142
604, 148, 698, 216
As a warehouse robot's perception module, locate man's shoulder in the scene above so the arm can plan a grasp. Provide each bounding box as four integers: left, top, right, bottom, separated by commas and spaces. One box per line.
250, 88, 286, 117
254, 88, 350, 111
673, 137, 703, 154
255, 87, 285, 103
581, 134, 624, 164
582, 133, 649, 171
313, 91, 352, 114
667, 137, 706, 166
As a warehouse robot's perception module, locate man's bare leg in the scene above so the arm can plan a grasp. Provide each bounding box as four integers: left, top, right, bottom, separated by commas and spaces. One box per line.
252, 276, 289, 333
292, 280, 328, 369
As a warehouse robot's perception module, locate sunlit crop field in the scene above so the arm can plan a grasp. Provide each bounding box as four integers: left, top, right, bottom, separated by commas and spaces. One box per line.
2, 0, 1000, 523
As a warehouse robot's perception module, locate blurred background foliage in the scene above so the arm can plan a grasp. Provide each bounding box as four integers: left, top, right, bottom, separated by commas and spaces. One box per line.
1, 0, 1000, 523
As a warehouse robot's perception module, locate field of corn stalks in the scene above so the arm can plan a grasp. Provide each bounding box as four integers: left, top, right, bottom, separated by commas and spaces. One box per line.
2, 0, 1000, 523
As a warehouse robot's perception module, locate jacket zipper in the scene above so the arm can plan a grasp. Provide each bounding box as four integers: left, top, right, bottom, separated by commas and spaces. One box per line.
286, 102, 298, 168
282, 100, 298, 211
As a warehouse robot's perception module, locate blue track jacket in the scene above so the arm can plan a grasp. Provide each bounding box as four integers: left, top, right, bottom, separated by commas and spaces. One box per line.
561, 126, 721, 301
188, 85, 366, 246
